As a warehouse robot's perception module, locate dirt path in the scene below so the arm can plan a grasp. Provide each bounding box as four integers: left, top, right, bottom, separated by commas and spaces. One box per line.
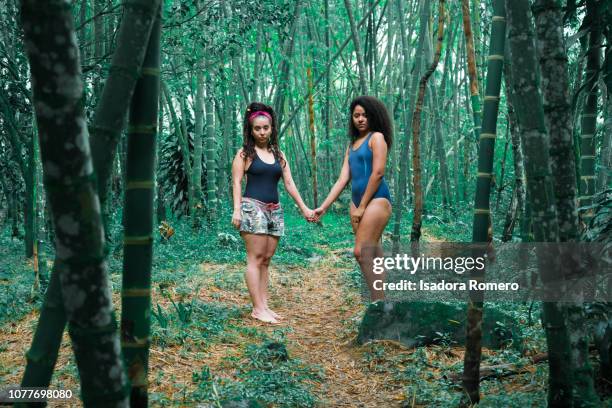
264, 246, 407, 407
191, 247, 409, 406
0, 246, 410, 407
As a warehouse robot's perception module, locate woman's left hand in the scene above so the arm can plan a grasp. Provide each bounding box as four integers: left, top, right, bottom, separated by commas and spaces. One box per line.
350, 206, 365, 224
302, 207, 315, 221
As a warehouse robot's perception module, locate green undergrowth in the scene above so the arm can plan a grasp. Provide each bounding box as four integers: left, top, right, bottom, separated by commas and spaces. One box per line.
398, 346, 548, 407
3, 197, 595, 406
150, 292, 246, 350
107, 199, 360, 289
0, 227, 51, 324
354, 299, 555, 406
189, 336, 324, 408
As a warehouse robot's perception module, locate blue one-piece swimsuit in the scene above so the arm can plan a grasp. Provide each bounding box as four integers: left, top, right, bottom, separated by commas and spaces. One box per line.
348, 132, 392, 207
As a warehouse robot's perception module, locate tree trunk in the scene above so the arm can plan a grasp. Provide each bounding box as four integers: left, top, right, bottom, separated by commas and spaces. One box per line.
324, 0, 333, 193
162, 81, 194, 215
0, 90, 33, 257
20, 1, 128, 404
410, 0, 445, 242
205, 80, 217, 224
18, 0, 159, 387
89, 0, 161, 221
600, 29, 612, 190
501, 47, 526, 242
79, 0, 88, 63
533, 1, 598, 404
429, 83, 451, 209
343, 0, 369, 94
462, 0, 506, 402
461, 0, 482, 143
221, 73, 234, 202
506, 0, 573, 405
273, 0, 302, 125
120, 5, 160, 405
193, 71, 204, 226
494, 133, 510, 211
93, 0, 104, 98
462, 50, 472, 202
391, 0, 427, 252
252, 26, 263, 101
24, 128, 35, 258
578, 0, 602, 225
157, 96, 166, 223
307, 65, 318, 207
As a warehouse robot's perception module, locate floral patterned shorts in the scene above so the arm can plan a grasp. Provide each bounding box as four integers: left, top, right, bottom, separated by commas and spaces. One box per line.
240, 197, 284, 237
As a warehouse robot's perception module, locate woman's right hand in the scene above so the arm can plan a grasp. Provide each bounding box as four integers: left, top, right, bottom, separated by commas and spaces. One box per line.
232, 210, 241, 229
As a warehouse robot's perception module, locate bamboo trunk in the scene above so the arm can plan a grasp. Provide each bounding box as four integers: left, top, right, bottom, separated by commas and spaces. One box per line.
410, 0, 445, 242
501, 47, 526, 242
601, 33, 612, 190
533, 0, 598, 404
157, 96, 166, 223
462, 0, 506, 402
121, 5, 161, 404
461, 0, 482, 143
20, 1, 128, 404
162, 82, 194, 215
273, 0, 302, 125
307, 66, 318, 207
205, 80, 217, 224
506, 0, 573, 405
343, 0, 369, 94
578, 0, 602, 224
193, 71, 205, 224
391, 0, 427, 252
89, 0, 161, 220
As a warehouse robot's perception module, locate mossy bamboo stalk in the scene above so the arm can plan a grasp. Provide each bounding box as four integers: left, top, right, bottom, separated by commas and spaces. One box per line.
506, 0, 573, 404
20, 1, 129, 404
121, 4, 161, 405
462, 0, 506, 402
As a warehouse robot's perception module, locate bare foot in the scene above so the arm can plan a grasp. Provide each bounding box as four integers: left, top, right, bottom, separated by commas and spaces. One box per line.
266, 307, 283, 320
251, 309, 279, 324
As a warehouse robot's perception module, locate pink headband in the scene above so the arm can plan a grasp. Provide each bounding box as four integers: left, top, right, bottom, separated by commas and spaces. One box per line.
248, 110, 272, 122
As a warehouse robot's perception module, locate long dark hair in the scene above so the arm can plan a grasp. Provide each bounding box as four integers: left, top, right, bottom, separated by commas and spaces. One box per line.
348, 96, 393, 149
241, 102, 285, 167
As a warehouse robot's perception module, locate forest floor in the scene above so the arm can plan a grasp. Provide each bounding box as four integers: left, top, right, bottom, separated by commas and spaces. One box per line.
1, 216, 587, 407
2, 244, 411, 407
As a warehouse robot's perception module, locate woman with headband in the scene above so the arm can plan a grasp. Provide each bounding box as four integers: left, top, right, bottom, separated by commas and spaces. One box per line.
231, 102, 314, 323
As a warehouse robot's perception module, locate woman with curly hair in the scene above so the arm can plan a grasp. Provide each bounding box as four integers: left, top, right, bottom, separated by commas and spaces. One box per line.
231, 102, 314, 323
314, 96, 393, 301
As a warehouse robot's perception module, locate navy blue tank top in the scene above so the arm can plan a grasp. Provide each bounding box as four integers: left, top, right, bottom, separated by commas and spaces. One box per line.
243, 152, 283, 204
348, 132, 391, 207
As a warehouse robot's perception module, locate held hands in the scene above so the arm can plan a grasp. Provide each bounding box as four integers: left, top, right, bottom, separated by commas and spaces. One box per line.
301, 207, 315, 222
310, 206, 326, 223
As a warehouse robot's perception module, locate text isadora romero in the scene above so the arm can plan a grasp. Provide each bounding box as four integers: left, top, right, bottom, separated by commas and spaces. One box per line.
373, 279, 520, 291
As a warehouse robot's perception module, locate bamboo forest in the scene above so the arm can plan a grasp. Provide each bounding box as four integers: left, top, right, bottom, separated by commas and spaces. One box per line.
1, 0, 612, 406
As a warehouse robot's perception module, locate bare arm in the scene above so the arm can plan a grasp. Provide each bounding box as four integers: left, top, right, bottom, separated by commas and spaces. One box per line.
318, 147, 351, 212
356, 132, 388, 210
280, 151, 310, 215
231, 149, 246, 227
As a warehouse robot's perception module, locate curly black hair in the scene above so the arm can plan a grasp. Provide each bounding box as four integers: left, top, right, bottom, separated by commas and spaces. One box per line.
348, 96, 393, 149
241, 101, 285, 167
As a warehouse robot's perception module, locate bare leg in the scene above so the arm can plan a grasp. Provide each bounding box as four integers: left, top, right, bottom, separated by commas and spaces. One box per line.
241, 232, 278, 323
260, 235, 282, 319
351, 199, 392, 301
